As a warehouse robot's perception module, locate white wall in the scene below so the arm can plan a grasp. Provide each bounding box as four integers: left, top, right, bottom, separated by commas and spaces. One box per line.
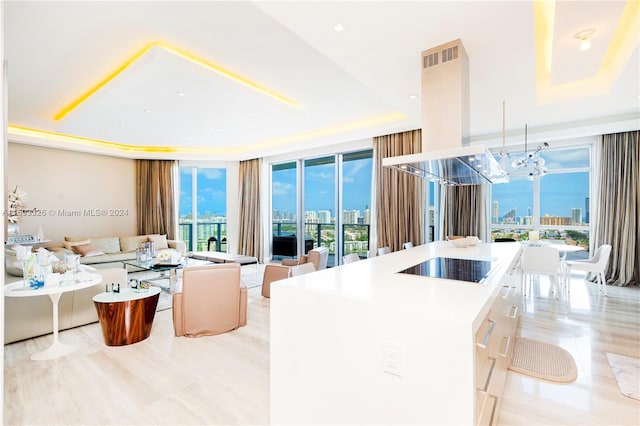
7, 143, 137, 244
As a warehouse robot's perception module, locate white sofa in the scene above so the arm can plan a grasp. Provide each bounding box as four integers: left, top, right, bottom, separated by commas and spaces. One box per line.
6, 234, 186, 276
4, 268, 126, 344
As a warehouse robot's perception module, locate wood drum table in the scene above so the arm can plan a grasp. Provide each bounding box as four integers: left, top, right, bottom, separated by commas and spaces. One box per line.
93, 287, 161, 346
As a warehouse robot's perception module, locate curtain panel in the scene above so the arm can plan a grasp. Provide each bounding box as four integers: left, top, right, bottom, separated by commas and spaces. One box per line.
440, 183, 490, 242
135, 160, 177, 240
373, 130, 425, 252
238, 158, 262, 261
592, 131, 639, 287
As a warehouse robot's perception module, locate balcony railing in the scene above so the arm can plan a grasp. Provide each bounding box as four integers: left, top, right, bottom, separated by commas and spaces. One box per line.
273, 221, 370, 266
179, 221, 227, 252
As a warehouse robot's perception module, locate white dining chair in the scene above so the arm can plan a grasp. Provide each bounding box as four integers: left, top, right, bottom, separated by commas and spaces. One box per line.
565, 244, 612, 296
342, 253, 360, 264
377, 247, 391, 256
521, 246, 561, 299
403, 242, 413, 249
289, 263, 316, 277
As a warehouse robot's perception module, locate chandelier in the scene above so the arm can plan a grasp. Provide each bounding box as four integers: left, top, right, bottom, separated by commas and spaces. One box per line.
499, 103, 550, 180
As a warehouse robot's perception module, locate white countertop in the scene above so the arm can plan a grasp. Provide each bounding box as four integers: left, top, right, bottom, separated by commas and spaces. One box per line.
273, 241, 521, 327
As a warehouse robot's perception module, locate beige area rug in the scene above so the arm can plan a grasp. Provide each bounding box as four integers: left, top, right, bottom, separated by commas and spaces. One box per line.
509, 337, 578, 383
606, 352, 640, 401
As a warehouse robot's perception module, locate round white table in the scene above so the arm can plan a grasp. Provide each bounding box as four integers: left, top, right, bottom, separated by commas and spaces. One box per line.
4, 273, 102, 360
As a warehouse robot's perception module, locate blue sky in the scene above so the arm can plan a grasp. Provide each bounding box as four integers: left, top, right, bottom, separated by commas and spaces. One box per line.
272, 157, 373, 215
180, 146, 589, 221
180, 167, 227, 217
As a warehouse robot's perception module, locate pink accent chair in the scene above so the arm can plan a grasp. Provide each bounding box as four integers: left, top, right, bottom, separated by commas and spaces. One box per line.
173, 263, 247, 337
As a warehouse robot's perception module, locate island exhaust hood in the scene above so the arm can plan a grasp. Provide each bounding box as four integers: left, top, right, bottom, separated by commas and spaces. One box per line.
383, 39, 508, 185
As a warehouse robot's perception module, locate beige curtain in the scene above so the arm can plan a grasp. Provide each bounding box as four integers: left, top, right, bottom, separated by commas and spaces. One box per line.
136, 160, 177, 239
374, 130, 425, 252
440, 183, 490, 242
592, 131, 639, 287
238, 158, 261, 260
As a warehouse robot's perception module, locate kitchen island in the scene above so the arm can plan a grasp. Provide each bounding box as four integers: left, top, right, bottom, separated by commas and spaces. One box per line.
271, 241, 522, 425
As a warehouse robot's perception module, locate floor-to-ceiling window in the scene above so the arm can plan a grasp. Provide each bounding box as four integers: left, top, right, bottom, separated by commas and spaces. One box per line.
491, 144, 591, 259
271, 149, 372, 266
179, 166, 227, 252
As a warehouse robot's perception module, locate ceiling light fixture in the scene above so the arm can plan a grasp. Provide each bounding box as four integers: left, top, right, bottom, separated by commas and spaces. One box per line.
574, 29, 595, 51
176, 92, 187, 97
408, 94, 417, 99
144, 108, 152, 113
499, 102, 550, 180
333, 24, 345, 32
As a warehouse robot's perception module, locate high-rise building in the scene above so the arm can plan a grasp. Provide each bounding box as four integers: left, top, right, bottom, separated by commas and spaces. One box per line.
492, 201, 499, 224
305, 211, 318, 223
318, 210, 332, 224
571, 208, 582, 225
585, 197, 590, 223
363, 206, 371, 225
343, 210, 359, 224
503, 208, 516, 224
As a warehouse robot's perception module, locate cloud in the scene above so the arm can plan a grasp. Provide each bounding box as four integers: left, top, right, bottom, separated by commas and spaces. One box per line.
343, 176, 355, 184
272, 181, 294, 196
199, 169, 224, 180
309, 171, 333, 180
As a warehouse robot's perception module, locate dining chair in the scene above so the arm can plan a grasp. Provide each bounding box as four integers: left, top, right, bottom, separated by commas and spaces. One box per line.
565, 244, 612, 296
289, 263, 316, 277
342, 253, 360, 264
403, 242, 413, 249
261, 264, 290, 298
377, 247, 391, 256
521, 246, 561, 299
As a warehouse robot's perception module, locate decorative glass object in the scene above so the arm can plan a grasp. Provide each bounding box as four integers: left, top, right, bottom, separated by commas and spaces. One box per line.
23, 258, 44, 289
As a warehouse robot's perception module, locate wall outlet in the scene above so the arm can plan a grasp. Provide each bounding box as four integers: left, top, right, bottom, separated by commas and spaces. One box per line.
383, 341, 403, 377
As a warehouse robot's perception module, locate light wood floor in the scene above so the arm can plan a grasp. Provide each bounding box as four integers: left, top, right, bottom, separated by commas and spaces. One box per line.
4, 276, 640, 425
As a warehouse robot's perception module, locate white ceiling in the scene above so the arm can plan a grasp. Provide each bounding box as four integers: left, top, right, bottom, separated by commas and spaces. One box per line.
4, 1, 639, 161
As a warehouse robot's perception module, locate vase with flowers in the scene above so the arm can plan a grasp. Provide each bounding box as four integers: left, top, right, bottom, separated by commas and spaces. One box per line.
7, 186, 27, 236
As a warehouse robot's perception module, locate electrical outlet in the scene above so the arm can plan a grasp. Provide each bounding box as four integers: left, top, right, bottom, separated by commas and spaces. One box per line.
383, 341, 403, 377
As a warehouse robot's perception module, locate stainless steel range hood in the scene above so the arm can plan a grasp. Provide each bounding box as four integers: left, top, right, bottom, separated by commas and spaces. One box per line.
383, 39, 508, 185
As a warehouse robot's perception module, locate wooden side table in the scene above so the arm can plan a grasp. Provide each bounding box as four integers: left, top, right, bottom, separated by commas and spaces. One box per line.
93, 287, 160, 346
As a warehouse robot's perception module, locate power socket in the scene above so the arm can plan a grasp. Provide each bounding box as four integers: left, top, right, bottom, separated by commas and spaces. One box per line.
383, 341, 403, 377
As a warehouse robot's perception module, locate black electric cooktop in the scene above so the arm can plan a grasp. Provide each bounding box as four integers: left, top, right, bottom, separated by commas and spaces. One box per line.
398, 257, 496, 284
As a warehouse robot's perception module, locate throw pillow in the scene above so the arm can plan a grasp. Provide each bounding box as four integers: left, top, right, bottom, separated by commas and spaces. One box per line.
73, 243, 105, 257
148, 234, 169, 249
91, 237, 121, 254
120, 235, 148, 252
62, 239, 91, 250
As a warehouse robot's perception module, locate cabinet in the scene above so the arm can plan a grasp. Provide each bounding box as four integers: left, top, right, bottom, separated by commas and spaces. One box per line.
474, 253, 522, 425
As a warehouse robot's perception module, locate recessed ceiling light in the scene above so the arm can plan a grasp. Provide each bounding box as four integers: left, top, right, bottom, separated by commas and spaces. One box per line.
574, 29, 595, 52
333, 24, 345, 32
408, 94, 417, 100
144, 108, 152, 113
215, 128, 222, 132
176, 92, 187, 97
187, 136, 193, 140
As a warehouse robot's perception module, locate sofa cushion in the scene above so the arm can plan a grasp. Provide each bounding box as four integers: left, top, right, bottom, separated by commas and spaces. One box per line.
148, 234, 169, 250
120, 235, 148, 252
64, 236, 90, 242
91, 237, 121, 254
74, 243, 105, 257
62, 239, 91, 251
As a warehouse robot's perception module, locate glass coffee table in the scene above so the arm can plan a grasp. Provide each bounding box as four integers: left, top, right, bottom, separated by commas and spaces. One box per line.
122, 257, 212, 292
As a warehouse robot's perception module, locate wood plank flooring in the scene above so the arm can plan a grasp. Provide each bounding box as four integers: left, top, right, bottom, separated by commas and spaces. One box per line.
4, 275, 640, 425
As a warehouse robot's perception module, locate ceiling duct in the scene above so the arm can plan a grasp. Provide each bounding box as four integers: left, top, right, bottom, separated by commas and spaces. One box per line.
383, 39, 508, 185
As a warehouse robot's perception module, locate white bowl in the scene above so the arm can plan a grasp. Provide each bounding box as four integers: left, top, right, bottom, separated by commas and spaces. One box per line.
450, 237, 472, 248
